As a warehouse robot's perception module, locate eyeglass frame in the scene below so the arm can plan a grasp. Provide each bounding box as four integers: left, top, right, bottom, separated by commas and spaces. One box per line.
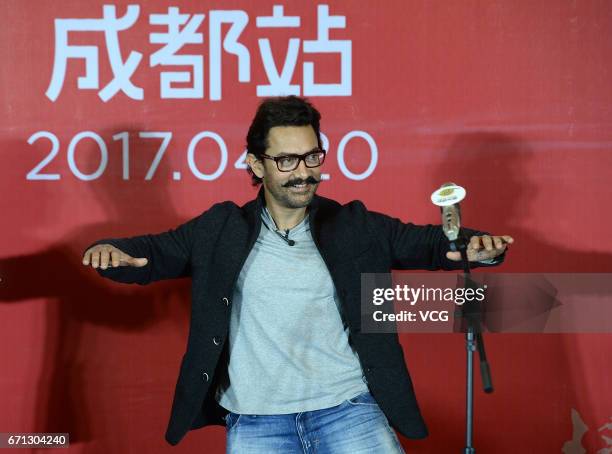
259, 148, 327, 172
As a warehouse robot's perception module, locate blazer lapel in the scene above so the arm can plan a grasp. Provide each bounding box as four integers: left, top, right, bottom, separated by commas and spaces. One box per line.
211, 189, 263, 301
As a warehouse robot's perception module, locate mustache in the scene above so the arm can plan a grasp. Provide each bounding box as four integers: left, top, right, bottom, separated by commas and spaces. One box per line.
283, 176, 320, 187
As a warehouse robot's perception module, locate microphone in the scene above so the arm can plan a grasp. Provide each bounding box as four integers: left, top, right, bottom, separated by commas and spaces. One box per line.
262, 217, 296, 246
278, 229, 295, 246
431, 183, 467, 247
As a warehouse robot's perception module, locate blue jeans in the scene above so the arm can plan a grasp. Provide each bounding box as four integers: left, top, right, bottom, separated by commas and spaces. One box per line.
224, 391, 406, 453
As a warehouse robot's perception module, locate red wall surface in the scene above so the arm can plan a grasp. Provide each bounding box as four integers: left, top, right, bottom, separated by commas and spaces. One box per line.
1, 1, 611, 452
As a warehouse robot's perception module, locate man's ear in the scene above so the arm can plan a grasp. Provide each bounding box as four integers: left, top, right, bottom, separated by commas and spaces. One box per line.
246, 153, 264, 179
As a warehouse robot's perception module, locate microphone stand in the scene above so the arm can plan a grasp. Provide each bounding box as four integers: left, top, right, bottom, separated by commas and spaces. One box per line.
450, 234, 493, 454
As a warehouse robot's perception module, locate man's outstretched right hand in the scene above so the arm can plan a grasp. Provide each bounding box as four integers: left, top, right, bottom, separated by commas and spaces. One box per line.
82, 244, 148, 270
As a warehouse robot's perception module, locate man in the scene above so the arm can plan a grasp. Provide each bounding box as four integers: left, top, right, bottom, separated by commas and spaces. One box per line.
82, 96, 512, 453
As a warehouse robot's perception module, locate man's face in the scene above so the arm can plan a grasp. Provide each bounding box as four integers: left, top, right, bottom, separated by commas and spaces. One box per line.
248, 125, 322, 209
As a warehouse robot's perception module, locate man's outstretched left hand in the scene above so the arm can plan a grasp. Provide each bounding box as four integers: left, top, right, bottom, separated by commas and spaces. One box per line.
446, 235, 514, 262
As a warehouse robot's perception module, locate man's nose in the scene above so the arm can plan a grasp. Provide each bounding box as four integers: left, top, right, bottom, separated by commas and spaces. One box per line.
292, 158, 310, 178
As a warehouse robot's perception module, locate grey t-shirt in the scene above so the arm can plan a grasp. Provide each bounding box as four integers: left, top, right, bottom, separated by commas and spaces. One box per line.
215, 207, 368, 414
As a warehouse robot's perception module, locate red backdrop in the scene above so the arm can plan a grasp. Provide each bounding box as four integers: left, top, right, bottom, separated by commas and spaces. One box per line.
1, 1, 611, 452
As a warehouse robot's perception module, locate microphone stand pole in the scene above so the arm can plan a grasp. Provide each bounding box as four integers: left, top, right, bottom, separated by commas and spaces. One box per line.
451, 236, 493, 454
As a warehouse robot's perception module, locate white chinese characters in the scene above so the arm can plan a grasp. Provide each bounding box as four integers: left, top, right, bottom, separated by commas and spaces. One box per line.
46, 5, 143, 102
46, 4, 353, 102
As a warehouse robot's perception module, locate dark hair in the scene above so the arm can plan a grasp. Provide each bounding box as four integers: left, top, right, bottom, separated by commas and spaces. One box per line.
246, 96, 322, 185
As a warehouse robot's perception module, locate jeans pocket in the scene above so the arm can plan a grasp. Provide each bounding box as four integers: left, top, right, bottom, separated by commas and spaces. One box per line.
224, 411, 242, 431
346, 391, 379, 406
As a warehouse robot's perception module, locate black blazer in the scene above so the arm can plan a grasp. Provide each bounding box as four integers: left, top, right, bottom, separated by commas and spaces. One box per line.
91, 187, 501, 445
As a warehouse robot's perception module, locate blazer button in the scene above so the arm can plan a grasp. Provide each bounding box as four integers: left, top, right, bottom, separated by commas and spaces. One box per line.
202, 372, 209, 382
213, 336, 222, 346
222, 297, 230, 306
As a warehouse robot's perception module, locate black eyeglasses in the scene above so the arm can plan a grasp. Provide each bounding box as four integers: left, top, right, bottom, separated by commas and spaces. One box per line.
260, 149, 326, 172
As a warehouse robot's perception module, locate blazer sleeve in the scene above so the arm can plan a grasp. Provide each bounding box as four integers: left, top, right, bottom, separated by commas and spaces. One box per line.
367, 210, 506, 271
83, 215, 201, 285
